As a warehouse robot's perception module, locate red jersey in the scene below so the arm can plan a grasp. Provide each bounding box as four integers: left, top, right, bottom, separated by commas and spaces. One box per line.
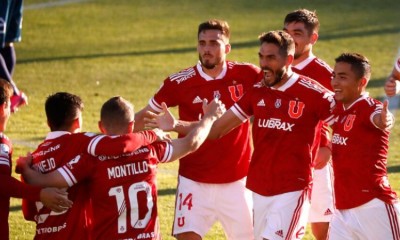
25, 131, 157, 240
0, 133, 43, 239
232, 73, 336, 196
150, 61, 261, 183
331, 94, 398, 209
293, 55, 333, 149
292, 55, 333, 91
58, 141, 172, 240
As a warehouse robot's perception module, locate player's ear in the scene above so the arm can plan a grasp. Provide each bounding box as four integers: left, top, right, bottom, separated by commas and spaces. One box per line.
127, 121, 134, 133
98, 121, 106, 134
310, 32, 318, 45
225, 43, 231, 54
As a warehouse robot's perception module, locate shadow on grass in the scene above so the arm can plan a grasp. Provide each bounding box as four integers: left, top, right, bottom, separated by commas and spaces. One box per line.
158, 187, 176, 196
388, 165, 400, 173
18, 26, 400, 65
10, 205, 22, 212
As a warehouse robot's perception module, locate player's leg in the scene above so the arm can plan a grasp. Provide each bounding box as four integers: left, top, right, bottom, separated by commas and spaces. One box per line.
172, 175, 216, 240
0, 47, 18, 93
352, 198, 400, 240
253, 189, 310, 240
328, 209, 356, 240
309, 164, 334, 240
216, 177, 254, 240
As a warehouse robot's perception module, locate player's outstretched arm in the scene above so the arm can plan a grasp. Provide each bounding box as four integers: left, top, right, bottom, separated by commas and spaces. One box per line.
17, 155, 69, 188
169, 99, 225, 161
373, 100, 395, 130
144, 102, 201, 135
384, 67, 400, 97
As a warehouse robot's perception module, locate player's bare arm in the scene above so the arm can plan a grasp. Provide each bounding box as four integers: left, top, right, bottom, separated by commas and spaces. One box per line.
372, 100, 395, 130
207, 109, 243, 139
169, 99, 225, 161
39, 188, 73, 212
17, 154, 69, 189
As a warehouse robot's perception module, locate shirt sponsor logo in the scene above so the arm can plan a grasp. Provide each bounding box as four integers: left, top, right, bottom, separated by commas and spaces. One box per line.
33, 144, 61, 158
332, 133, 348, 145
257, 118, 294, 131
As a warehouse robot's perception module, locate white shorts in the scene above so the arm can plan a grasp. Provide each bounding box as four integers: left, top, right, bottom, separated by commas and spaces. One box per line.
329, 198, 400, 240
172, 175, 253, 240
308, 164, 334, 222
253, 189, 311, 240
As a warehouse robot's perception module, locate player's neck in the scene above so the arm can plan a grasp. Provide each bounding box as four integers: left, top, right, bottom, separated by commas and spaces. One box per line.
293, 51, 313, 66
202, 63, 224, 79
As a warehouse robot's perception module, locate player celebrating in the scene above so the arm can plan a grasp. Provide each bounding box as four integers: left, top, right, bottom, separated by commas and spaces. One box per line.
22, 92, 166, 240
384, 56, 400, 97
135, 19, 260, 239
283, 9, 334, 239
329, 53, 399, 239
18, 96, 225, 240
0, 79, 72, 239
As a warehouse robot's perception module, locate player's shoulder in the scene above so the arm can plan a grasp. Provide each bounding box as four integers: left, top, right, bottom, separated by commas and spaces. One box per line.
0, 133, 10, 143
167, 65, 197, 84
227, 60, 261, 73
0, 133, 11, 158
297, 74, 332, 94
311, 57, 333, 72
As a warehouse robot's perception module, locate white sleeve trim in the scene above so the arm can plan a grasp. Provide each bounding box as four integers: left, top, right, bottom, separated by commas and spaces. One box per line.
57, 167, 77, 187
87, 135, 106, 156
149, 98, 163, 113
231, 104, 249, 122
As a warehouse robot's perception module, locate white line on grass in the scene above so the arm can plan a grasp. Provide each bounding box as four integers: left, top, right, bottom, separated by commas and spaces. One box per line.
25, 0, 89, 10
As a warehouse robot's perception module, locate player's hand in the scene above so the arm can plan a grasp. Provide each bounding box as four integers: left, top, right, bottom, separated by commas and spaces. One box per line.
15, 153, 33, 174
380, 100, 394, 130
40, 188, 73, 213
145, 102, 177, 131
314, 146, 331, 169
384, 77, 400, 97
202, 98, 226, 119
152, 128, 172, 142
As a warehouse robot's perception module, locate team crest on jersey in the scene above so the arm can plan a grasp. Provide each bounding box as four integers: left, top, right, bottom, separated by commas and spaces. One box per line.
288, 100, 305, 119
275, 99, 281, 108
213, 91, 221, 99
228, 84, 244, 102
343, 114, 356, 131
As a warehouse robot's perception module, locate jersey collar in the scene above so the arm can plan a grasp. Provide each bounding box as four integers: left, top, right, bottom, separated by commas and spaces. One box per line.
46, 131, 71, 140
272, 72, 299, 91
196, 61, 227, 80
293, 54, 315, 70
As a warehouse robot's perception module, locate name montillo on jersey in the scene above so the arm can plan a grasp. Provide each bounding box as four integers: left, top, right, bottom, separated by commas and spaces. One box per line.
257, 117, 295, 131
107, 160, 149, 180
332, 133, 348, 145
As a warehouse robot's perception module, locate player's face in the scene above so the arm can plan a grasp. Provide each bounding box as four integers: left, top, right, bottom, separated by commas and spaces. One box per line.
283, 22, 315, 60
197, 29, 229, 70
259, 42, 287, 87
331, 62, 363, 106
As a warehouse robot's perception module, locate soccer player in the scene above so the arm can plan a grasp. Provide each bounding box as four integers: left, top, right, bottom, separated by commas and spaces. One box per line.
0, 79, 72, 239
329, 53, 399, 239
0, 0, 28, 112
283, 9, 334, 239
384, 56, 400, 97
135, 19, 260, 239
18, 96, 225, 240
203, 30, 336, 240
21, 92, 167, 240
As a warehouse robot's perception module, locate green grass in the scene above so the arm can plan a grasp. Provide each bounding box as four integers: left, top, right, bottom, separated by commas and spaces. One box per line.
7, 0, 400, 239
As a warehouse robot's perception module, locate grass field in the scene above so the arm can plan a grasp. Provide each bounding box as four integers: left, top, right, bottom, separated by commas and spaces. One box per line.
6, 0, 400, 239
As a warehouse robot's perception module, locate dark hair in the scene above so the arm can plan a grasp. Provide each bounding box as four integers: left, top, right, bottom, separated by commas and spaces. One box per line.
100, 96, 134, 134
335, 53, 371, 80
0, 79, 13, 105
198, 19, 230, 40
284, 9, 320, 35
258, 30, 295, 57
45, 92, 83, 131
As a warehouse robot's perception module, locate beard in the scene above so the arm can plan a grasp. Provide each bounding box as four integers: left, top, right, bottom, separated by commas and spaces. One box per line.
262, 67, 285, 87
199, 54, 218, 69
